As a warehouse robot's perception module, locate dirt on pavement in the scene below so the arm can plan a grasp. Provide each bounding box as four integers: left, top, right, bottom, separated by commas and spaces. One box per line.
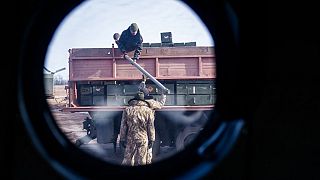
46, 85, 88, 144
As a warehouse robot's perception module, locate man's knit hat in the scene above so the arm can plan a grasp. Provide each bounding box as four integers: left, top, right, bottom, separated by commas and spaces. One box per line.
113, 33, 120, 40
130, 23, 139, 32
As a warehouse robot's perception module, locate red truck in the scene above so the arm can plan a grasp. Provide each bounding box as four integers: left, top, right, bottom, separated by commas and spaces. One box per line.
62, 38, 216, 159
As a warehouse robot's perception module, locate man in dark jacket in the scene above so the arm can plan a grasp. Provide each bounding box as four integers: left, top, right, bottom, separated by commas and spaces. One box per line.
113, 23, 143, 61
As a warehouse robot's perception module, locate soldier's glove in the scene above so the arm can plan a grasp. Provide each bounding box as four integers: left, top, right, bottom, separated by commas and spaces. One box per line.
142, 75, 147, 82
120, 141, 126, 148
162, 88, 170, 95
133, 53, 139, 58
113, 33, 120, 41
148, 141, 154, 149
122, 52, 128, 59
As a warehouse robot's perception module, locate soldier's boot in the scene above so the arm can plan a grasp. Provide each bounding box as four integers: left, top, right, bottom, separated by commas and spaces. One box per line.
132, 52, 140, 62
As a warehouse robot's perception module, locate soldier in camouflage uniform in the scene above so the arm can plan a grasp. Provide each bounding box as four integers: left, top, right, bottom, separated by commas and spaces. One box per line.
119, 92, 155, 166
144, 86, 166, 164
138, 76, 167, 164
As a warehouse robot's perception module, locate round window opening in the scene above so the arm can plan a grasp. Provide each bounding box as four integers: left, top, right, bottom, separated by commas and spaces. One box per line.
44, 0, 216, 166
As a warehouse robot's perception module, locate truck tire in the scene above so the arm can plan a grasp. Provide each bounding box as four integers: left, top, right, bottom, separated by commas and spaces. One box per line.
175, 126, 202, 152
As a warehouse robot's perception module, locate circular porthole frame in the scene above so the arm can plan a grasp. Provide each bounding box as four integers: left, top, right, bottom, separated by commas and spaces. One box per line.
17, 0, 243, 179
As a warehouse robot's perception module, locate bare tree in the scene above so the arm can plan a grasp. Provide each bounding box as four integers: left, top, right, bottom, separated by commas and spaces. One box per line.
54, 75, 68, 85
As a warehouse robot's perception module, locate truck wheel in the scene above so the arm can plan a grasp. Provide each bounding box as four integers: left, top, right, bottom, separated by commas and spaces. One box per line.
175, 126, 202, 152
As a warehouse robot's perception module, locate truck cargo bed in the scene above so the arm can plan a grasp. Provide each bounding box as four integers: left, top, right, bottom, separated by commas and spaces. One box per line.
68, 46, 215, 81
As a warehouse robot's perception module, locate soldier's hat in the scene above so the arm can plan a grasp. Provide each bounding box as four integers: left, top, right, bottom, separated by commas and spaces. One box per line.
113, 33, 120, 40
128, 91, 144, 103
134, 91, 144, 100
128, 92, 150, 107
130, 23, 139, 32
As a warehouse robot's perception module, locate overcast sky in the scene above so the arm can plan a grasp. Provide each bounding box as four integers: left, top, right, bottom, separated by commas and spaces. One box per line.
44, 0, 214, 79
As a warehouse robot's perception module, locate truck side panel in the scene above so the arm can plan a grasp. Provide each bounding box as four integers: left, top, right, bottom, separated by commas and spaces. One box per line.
68, 47, 215, 81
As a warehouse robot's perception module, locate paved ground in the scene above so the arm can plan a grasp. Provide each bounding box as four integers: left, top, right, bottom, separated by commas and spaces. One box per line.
47, 85, 176, 165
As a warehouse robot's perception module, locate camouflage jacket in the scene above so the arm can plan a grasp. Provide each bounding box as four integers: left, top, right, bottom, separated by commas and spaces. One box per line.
119, 100, 155, 142
145, 94, 166, 110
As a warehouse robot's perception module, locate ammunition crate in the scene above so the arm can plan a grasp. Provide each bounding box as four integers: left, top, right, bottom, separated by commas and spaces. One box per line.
177, 95, 213, 105
150, 43, 162, 47
142, 43, 150, 47
92, 85, 105, 95
161, 32, 172, 43
187, 84, 213, 94
123, 84, 139, 95
161, 43, 173, 47
107, 95, 134, 106
106, 84, 123, 95
173, 42, 185, 47
184, 42, 196, 46
80, 85, 92, 95
80, 95, 92, 106
187, 95, 213, 105
176, 84, 188, 94
176, 95, 187, 105
93, 96, 105, 105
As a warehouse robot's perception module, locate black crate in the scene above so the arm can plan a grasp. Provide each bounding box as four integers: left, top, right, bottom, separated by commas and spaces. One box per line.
80, 95, 92, 106
174, 42, 185, 47
93, 96, 105, 105
107, 96, 123, 106
187, 95, 213, 105
92, 85, 105, 95
142, 43, 150, 47
107, 95, 134, 106
161, 43, 173, 47
150, 43, 162, 47
80, 85, 92, 95
106, 84, 123, 95
184, 42, 196, 46
176, 95, 187, 105
123, 84, 138, 95
161, 32, 172, 43
187, 84, 213, 94
176, 84, 188, 94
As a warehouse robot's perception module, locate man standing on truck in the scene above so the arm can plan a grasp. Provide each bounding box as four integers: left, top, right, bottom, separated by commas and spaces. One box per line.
113, 23, 143, 62
119, 92, 154, 166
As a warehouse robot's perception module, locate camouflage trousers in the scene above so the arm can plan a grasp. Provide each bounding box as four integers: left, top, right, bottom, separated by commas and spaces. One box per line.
122, 140, 148, 166
146, 147, 152, 164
